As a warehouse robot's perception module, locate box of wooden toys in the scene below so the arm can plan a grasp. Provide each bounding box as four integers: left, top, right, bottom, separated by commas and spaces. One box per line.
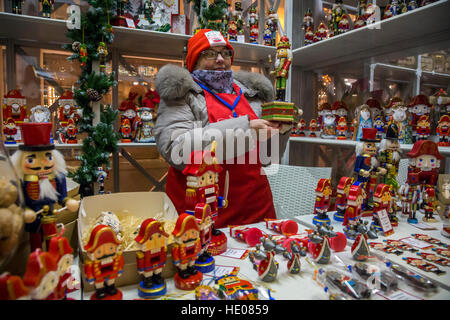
77, 192, 179, 291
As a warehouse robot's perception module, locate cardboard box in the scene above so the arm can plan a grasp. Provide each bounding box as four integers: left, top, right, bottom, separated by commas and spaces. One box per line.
77, 192, 178, 291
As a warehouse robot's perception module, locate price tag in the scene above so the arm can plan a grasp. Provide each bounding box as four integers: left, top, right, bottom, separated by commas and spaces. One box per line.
400, 237, 434, 250
378, 289, 423, 300
126, 18, 136, 28
408, 222, 438, 230
219, 248, 249, 259
376, 209, 394, 236
203, 265, 239, 277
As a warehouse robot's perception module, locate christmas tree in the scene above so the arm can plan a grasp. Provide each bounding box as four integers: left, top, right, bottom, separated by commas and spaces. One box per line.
188, 0, 229, 33
63, 0, 120, 197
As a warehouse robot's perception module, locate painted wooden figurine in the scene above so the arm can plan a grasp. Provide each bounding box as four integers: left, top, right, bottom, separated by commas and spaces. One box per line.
297, 118, 307, 136
406, 140, 442, 189
270, 36, 292, 102
134, 218, 169, 298
84, 224, 124, 300
171, 213, 203, 290
264, 7, 278, 47
409, 94, 431, 139
133, 107, 156, 143
249, 237, 282, 281
10, 123, 79, 252
313, 22, 328, 43
436, 114, 450, 146
3, 89, 28, 142
22, 249, 59, 300
423, 187, 439, 223
248, 6, 259, 44
378, 123, 401, 191
372, 184, 393, 234
182, 141, 228, 256
390, 97, 412, 144
415, 115, 431, 141
194, 204, 215, 273
350, 221, 371, 261
333, 100, 348, 123
120, 118, 133, 143
343, 183, 365, 227
57, 90, 76, 129
41, 0, 54, 18
321, 111, 336, 139
308, 224, 336, 264
309, 119, 318, 137
336, 116, 348, 140
3, 118, 18, 144
353, 104, 374, 142
334, 177, 353, 222
399, 183, 422, 223
0, 273, 30, 300
313, 178, 332, 226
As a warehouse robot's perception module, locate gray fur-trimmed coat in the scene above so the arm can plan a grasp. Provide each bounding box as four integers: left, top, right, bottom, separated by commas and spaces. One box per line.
154, 64, 290, 172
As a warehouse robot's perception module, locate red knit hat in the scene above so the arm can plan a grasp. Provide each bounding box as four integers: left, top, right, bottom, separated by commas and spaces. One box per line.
186, 29, 234, 72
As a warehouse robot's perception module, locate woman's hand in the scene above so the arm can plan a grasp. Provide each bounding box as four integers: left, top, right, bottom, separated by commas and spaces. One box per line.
250, 119, 283, 141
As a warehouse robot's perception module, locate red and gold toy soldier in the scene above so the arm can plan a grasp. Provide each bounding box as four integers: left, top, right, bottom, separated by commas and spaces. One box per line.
0, 273, 30, 300
84, 224, 124, 300
309, 119, 318, 137
57, 90, 75, 128
194, 204, 215, 273
372, 184, 393, 233
3, 118, 18, 144
313, 178, 332, 226
296, 118, 307, 137
336, 116, 348, 140
134, 218, 169, 298
406, 140, 443, 189
171, 213, 203, 290
408, 94, 431, 132
22, 249, 59, 300
2, 89, 27, 124
120, 118, 133, 143
436, 114, 450, 146
313, 22, 328, 42
416, 115, 431, 140
47, 232, 74, 300
270, 36, 292, 101
182, 141, 228, 255
334, 177, 353, 222
65, 118, 78, 144
343, 183, 365, 227
423, 187, 439, 223
333, 100, 348, 123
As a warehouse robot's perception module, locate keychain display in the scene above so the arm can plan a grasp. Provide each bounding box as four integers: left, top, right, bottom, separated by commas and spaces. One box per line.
389, 262, 438, 292
416, 252, 450, 267
383, 239, 418, 253
369, 242, 403, 256
402, 257, 446, 275
411, 234, 448, 248
432, 247, 450, 258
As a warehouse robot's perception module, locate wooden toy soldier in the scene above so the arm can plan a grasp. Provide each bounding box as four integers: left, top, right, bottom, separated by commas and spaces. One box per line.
372, 184, 392, 233
227, 20, 238, 41
304, 26, 314, 46
84, 225, 124, 300
270, 36, 292, 102
409, 94, 431, 135
248, 6, 259, 44
265, 7, 278, 47
57, 90, 76, 128
120, 118, 133, 143
378, 123, 401, 191
343, 183, 365, 227
97, 42, 108, 73
373, 116, 385, 141
334, 177, 353, 222
10, 123, 79, 252
0, 273, 30, 300
23, 249, 59, 300
399, 183, 421, 223
436, 114, 450, 146
64, 118, 78, 144
423, 187, 439, 223
415, 115, 431, 140
134, 218, 169, 298
171, 213, 203, 290
47, 232, 74, 300
333, 100, 348, 123
328, 0, 345, 37
309, 119, 318, 137
313, 22, 328, 42
194, 204, 215, 273
3, 118, 18, 144
406, 140, 442, 189
313, 178, 332, 226
336, 116, 348, 140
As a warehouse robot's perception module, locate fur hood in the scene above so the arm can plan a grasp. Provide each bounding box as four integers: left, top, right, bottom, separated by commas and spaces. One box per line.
155, 64, 275, 103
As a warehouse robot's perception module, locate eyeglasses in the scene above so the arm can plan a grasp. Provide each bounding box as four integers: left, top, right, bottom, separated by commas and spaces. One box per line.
201, 49, 233, 60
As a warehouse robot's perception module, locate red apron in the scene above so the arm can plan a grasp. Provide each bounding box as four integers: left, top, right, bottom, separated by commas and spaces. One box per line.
166, 83, 276, 228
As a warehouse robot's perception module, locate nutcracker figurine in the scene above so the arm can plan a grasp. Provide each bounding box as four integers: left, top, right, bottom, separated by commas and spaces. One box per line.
41, 0, 54, 18
336, 116, 348, 140
423, 188, 439, 223
171, 213, 203, 290
264, 7, 278, 47
328, 0, 345, 37
22, 249, 58, 300
249, 24, 259, 44
378, 123, 401, 191
304, 27, 314, 46
373, 116, 385, 141
334, 177, 353, 222
194, 204, 215, 273
303, 8, 314, 32
182, 143, 228, 255
3, 89, 28, 141
436, 114, 450, 146
399, 184, 421, 223
11, 0, 23, 14
0, 273, 30, 300
313, 178, 332, 226
384, 97, 401, 123
10, 123, 79, 252
227, 20, 238, 41
270, 36, 292, 102
367, 98, 383, 121
296, 118, 306, 137
120, 118, 133, 143
415, 115, 431, 140
96, 167, 107, 194
84, 224, 124, 300
97, 42, 108, 73
309, 119, 318, 137
133, 107, 156, 143
338, 13, 351, 33
248, 6, 259, 44
409, 94, 431, 139
372, 184, 393, 233
47, 232, 74, 300
321, 111, 336, 139
391, 97, 412, 144
3, 118, 18, 144
343, 183, 365, 227
383, 0, 401, 19
64, 118, 78, 144
313, 22, 328, 42
119, 91, 138, 126
134, 218, 169, 298
333, 100, 348, 123
406, 140, 442, 189
231, 1, 244, 41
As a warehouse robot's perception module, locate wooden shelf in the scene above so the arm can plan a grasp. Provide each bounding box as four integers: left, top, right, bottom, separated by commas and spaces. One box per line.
290, 136, 450, 157
4, 142, 157, 150
0, 12, 276, 64
292, 0, 450, 72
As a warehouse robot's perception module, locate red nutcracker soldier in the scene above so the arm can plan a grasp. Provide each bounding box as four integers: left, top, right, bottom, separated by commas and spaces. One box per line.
409, 94, 431, 133
3, 118, 18, 144
304, 26, 315, 46
309, 119, 318, 137
171, 213, 203, 290
343, 183, 365, 227
436, 114, 450, 146
119, 91, 138, 127
182, 141, 228, 256
0, 273, 30, 300
406, 140, 443, 189
334, 177, 353, 222
333, 100, 348, 123
372, 184, 393, 234
423, 187, 439, 223
47, 231, 74, 300
313, 178, 332, 226
297, 118, 307, 137
84, 225, 124, 300
22, 249, 59, 300
64, 118, 78, 144
415, 115, 430, 141
313, 22, 328, 42
336, 116, 348, 140
134, 218, 169, 298
194, 204, 215, 273
57, 90, 75, 128
2, 89, 27, 124
120, 118, 133, 142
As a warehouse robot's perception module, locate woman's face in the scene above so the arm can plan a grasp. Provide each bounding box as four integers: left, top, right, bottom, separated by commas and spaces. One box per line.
195, 46, 232, 71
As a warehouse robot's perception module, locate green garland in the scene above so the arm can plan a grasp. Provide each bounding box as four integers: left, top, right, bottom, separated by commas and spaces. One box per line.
63, 0, 120, 196
188, 0, 229, 33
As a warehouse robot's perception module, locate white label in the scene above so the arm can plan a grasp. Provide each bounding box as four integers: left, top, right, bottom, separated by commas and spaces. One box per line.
126, 18, 136, 28
408, 222, 438, 230
203, 265, 238, 277
205, 30, 227, 47
400, 237, 434, 249
206, 196, 216, 204
380, 289, 423, 300
377, 209, 394, 235
219, 248, 248, 259
237, 35, 246, 43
